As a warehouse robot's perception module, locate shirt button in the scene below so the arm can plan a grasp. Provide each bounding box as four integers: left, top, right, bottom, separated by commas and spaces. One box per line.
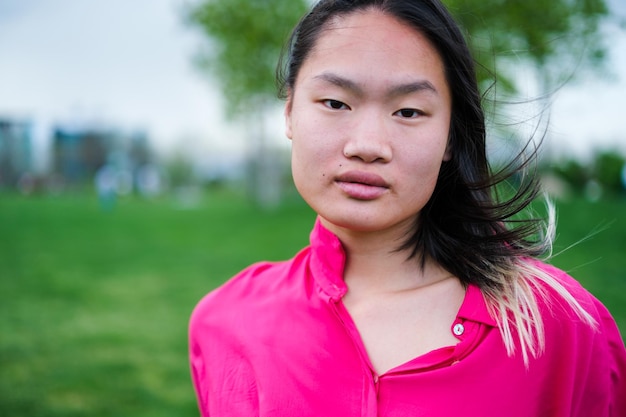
453, 323, 465, 336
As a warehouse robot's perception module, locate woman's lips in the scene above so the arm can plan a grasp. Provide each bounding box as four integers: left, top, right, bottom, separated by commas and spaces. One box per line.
335, 171, 389, 200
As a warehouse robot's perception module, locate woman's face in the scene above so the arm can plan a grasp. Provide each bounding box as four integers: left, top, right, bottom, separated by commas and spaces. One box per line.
285, 9, 452, 236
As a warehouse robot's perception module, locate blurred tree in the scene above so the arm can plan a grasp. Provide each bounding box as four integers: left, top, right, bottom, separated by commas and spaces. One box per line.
551, 158, 590, 192
165, 151, 196, 189
186, 0, 308, 208
446, 0, 610, 92
593, 150, 625, 194
185, 0, 612, 205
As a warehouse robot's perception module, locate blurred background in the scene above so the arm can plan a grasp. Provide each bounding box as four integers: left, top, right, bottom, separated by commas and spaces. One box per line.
1, 0, 625, 416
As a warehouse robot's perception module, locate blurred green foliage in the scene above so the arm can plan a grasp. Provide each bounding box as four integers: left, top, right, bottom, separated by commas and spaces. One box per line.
185, 0, 310, 207
547, 149, 626, 197
445, 0, 610, 91
186, 0, 308, 114
550, 158, 590, 190
0, 191, 624, 416
593, 150, 626, 192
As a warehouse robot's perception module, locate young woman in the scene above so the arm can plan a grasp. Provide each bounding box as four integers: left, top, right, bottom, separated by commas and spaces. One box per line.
189, 1, 626, 415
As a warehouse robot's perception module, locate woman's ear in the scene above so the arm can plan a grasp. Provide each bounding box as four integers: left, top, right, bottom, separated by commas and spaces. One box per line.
284, 92, 293, 140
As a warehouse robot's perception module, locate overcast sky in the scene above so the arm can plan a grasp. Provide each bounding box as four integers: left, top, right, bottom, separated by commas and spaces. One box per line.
0, 0, 625, 171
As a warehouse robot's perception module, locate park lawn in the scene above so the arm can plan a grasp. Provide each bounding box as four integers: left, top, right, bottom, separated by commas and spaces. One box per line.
548, 196, 626, 329
0, 190, 316, 417
0, 190, 624, 416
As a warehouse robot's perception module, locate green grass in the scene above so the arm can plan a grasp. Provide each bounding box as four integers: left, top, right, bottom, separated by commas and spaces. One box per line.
0, 190, 316, 417
0, 190, 624, 416
549, 196, 626, 331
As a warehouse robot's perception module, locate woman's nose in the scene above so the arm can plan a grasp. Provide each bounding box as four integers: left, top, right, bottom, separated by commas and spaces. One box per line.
342, 110, 392, 163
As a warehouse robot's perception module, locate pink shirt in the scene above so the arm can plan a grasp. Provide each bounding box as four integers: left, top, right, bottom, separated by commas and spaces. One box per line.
189, 219, 626, 416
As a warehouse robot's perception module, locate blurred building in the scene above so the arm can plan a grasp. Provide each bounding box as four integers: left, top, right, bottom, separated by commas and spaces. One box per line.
0, 117, 34, 189
52, 125, 111, 183
51, 123, 155, 191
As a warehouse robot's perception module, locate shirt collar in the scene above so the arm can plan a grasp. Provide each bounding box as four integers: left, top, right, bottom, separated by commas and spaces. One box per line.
309, 217, 348, 301
458, 284, 497, 327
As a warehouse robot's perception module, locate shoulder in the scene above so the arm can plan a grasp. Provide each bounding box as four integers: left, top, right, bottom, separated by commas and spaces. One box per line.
517, 259, 606, 356
526, 260, 625, 348
191, 261, 289, 321
189, 247, 312, 333
527, 259, 626, 414
526, 258, 603, 320
522, 259, 623, 367
534, 258, 625, 351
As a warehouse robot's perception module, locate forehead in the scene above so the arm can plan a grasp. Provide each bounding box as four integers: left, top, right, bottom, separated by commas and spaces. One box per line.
323, 9, 426, 47
296, 9, 448, 92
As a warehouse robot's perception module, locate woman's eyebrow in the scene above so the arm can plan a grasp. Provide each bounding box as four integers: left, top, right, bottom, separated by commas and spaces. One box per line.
313, 71, 439, 97
313, 72, 364, 96
387, 80, 438, 97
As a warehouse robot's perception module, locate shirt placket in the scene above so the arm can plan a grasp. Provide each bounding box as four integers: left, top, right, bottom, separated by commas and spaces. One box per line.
330, 298, 380, 417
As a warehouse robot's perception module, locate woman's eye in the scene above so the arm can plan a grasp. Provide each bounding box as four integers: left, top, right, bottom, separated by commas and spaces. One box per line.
395, 108, 422, 118
323, 99, 348, 110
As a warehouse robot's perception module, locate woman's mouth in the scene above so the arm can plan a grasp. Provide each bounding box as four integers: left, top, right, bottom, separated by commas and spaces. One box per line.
335, 171, 389, 200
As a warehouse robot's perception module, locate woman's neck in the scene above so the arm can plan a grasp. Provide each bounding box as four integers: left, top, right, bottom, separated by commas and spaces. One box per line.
320, 217, 453, 294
